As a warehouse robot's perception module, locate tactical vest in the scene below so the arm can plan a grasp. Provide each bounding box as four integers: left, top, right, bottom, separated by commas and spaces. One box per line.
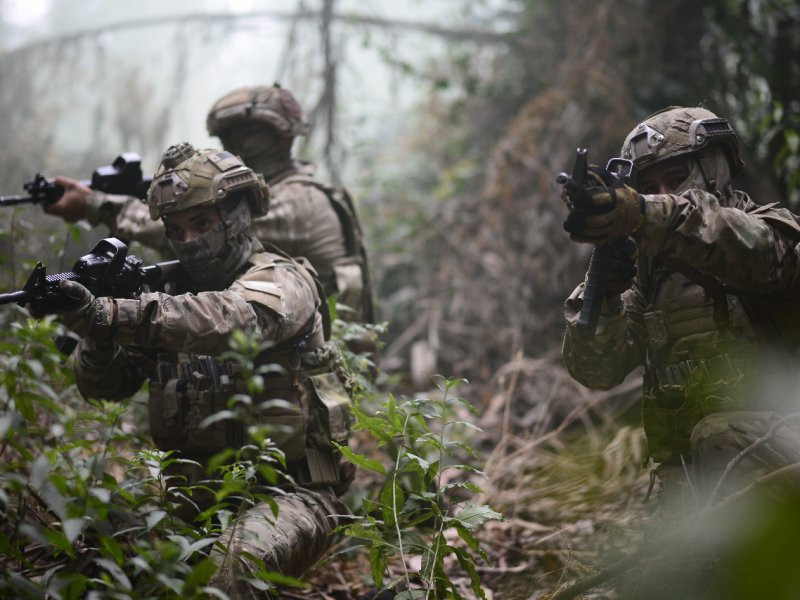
148, 252, 352, 488
279, 174, 375, 322
639, 223, 800, 464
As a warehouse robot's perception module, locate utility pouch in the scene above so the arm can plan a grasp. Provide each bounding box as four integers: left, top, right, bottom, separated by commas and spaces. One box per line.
644, 309, 669, 351
149, 379, 187, 449
332, 261, 365, 318
292, 372, 352, 487
307, 372, 352, 448
253, 379, 307, 463
643, 356, 743, 463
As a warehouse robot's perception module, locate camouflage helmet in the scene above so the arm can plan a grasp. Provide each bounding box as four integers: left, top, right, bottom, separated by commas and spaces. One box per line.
147, 142, 269, 220
620, 106, 744, 182
206, 83, 309, 139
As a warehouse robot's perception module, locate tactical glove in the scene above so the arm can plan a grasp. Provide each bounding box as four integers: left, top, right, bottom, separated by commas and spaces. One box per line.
564, 166, 644, 244
47, 280, 116, 342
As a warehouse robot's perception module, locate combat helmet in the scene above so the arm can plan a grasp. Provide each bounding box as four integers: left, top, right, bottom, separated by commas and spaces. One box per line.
147, 142, 269, 220
206, 83, 309, 139
620, 106, 744, 194
147, 142, 270, 288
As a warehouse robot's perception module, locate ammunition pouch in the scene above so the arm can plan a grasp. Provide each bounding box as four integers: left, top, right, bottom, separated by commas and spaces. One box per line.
332, 259, 366, 320
148, 342, 353, 489
642, 353, 744, 463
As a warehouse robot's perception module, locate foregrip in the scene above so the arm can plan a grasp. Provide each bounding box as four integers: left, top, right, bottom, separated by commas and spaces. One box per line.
577, 244, 611, 339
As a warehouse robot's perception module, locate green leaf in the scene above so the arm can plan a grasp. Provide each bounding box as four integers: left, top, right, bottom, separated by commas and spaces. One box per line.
380, 480, 404, 528
43, 528, 73, 556
0, 412, 14, 438
30, 455, 50, 488
183, 557, 217, 592
333, 442, 387, 475
89, 487, 111, 503
369, 545, 387, 588
452, 546, 487, 599
456, 526, 490, 564
100, 535, 124, 565
95, 558, 132, 591
146, 510, 167, 531
179, 536, 218, 561
62, 518, 86, 545
395, 589, 428, 599
448, 502, 503, 530
198, 410, 238, 429
404, 452, 430, 475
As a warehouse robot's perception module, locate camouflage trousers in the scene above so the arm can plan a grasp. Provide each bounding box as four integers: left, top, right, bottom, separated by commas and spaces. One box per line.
654, 410, 800, 513
209, 486, 349, 598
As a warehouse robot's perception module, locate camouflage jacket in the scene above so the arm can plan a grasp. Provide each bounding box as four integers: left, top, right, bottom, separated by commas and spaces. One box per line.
562, 189, 800, 460
74, 242, 351, 485
86, 163, 373, 321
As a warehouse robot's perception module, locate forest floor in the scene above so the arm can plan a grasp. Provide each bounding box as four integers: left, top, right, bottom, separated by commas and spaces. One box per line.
289, 359, 652, 599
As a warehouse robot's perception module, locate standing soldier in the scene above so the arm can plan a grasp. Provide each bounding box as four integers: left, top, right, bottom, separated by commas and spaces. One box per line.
561, 106, 800, 509
30, 143, 354, 595
44, 84, 374, 324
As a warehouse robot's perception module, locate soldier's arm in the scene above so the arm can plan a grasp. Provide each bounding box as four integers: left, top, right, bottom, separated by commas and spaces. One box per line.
635, 190, 800, 294
73, 340, 151, 401
562, 282, 646, 390
85, 191, 172, 255
110, 263, 317, 354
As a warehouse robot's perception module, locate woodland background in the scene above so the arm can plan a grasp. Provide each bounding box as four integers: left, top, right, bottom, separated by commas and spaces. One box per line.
0, 0, 799, 598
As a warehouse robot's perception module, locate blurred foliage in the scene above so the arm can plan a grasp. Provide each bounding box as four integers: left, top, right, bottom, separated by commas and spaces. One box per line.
0, 315, 302, 598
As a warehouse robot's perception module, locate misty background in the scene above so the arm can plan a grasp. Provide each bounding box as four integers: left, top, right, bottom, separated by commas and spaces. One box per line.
1, 0, 798, 391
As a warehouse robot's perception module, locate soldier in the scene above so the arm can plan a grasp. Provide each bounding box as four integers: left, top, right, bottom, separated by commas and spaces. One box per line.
561, 106, 800, 509
44, 84, 373, 324
30, 143, 354, 596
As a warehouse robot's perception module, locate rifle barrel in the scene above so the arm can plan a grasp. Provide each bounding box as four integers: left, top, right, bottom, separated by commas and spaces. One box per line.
0, 195, 34, 206
0, 290, 31, 305
141, 260, 183, 286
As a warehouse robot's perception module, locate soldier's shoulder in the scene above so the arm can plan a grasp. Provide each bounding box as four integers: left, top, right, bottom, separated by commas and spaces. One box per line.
740, 190, 800, 239
230, 251, 313, 314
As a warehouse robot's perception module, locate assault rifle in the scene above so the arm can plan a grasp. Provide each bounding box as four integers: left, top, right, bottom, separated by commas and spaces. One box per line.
0, 153, 152, 207
556, 148, 634, 340
0, 237, 182, 309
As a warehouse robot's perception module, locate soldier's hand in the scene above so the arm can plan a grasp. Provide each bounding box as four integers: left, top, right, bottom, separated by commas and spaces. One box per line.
51, 281, 115, 341
605, 237, 638, 296
44, 176, 90, 222
564, 166, 644, 244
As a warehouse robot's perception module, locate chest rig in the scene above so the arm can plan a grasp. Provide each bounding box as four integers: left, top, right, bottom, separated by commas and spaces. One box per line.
639, 256, 756, 463
148, 252, 352, 488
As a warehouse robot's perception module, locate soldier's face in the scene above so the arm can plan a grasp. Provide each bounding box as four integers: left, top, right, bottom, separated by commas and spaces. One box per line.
218, 123, 283, 159
637, 158, 690, 195
164, 205, 222, 243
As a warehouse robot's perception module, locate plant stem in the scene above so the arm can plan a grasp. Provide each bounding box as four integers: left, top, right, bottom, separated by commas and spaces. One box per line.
394, 411, 414, 593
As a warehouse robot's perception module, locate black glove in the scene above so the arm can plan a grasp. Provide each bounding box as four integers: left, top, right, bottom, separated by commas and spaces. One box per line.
29, 280, 115, 341
564, 166, 644, 244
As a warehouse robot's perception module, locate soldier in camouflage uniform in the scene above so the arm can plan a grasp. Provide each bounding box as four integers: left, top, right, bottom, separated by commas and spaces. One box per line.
32, 143, 354, 596
561, 106, 800, 508
45, 84, 374, 324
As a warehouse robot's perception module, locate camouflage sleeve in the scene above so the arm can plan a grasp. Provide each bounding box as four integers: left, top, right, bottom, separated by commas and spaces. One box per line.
85, 191, 172, 255
73, 339, 149, 400
635, 190, 800, 294
111, 262, 317, 354
562, 282, 647, 390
